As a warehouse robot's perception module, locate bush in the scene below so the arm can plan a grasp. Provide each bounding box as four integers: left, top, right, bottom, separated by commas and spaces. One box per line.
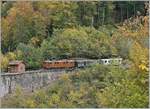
1, 64, 148, 108
96, 80, 149, 108
17, 43, 43, 69
40, 27, 117, 59
1, 52, 17, 71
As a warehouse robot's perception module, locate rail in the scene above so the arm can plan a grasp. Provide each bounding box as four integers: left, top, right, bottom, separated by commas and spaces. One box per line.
0, 68, 78, 77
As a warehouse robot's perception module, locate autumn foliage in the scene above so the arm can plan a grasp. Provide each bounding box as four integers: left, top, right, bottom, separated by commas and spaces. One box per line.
1, 1, 149, 108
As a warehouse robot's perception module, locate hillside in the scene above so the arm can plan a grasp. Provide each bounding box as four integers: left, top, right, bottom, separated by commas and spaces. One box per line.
1, 64, 149, 108
1, 1, 149, 108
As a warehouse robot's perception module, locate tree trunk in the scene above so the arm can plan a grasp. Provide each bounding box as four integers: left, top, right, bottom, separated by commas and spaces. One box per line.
127, 4, 128, 19
102, 7, 105, 25
91, 16, 94, 27
134, 3, 136, 17
120, 4, 123, 22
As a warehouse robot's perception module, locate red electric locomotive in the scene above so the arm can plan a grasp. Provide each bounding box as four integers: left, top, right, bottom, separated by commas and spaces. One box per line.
43, 59, 75, 69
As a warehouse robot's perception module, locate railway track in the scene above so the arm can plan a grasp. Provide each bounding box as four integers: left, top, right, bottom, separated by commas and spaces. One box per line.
0, 67, 81, 76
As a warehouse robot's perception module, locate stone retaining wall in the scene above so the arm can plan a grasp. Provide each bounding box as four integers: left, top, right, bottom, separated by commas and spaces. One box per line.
0, 70, 66, 98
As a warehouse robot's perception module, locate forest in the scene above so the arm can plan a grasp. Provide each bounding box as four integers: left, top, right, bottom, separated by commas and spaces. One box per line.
1, 1, 149, 108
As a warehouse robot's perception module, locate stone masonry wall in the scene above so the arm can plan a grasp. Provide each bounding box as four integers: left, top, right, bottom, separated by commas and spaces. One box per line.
0, 70, 66, 98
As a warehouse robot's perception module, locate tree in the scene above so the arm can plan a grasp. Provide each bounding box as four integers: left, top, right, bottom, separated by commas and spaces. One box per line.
40, 26, 116, 59
96, 79, 148, 108
1, 53, 9, 71
112, 32, 133, 59
33, 1, 78, 37
129, 41, 148, 69
17, 43, 43, 69
1, 52, 17, 71
1, 86, 26, 108
1, 18, 12, 53
1, 64, 149, 108
1, 1, 46, 53
1, 1, 13, 17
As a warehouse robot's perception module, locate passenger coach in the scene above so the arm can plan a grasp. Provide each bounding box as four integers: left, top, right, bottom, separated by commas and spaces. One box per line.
43, 59, 75, 69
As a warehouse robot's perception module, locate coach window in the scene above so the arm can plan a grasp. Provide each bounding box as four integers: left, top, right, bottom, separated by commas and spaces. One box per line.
119, 60, 121, 63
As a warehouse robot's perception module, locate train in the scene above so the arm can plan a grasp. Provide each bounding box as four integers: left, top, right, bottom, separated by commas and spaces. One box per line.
43, 58, 98, 69
7, 58, 122, 73
42, 58, 122, 69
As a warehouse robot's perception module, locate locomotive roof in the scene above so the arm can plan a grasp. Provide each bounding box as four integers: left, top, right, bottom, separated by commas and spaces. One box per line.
70, 58, 89, 60
101, 58, 122, 60
70, 58, 97, 61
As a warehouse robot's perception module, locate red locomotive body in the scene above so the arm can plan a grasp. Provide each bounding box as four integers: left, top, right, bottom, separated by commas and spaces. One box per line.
43, 59, 75, 69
